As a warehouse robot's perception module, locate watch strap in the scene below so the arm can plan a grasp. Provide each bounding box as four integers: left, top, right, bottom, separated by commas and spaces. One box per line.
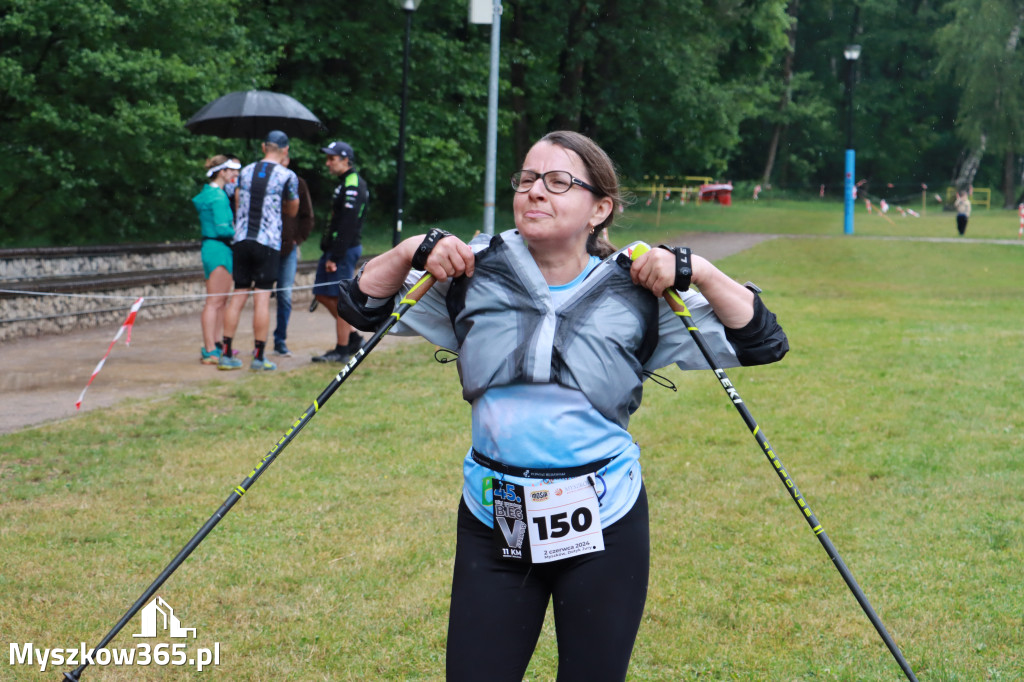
411, 228, 452, 270
657, 244, 693, 291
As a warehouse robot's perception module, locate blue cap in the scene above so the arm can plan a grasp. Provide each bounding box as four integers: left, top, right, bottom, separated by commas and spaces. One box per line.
320, 140, 354, 161
265, 130, 290, 147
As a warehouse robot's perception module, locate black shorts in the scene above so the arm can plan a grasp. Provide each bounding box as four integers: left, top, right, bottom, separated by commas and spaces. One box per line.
232, 240, 280, 290
446, 485, 650, 681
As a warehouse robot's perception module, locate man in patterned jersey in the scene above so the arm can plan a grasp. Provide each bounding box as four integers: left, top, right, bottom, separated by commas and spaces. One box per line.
219, 130, 299, 371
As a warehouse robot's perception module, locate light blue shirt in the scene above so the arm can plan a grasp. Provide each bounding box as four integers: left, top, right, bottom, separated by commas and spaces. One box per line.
389, 232, 749, 530
463, 257, 642, 529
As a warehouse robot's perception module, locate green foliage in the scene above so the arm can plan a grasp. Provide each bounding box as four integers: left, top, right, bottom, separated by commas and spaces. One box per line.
0, 0, 270, 246
0, 0, 796, 246
505, 0, 792, 179
936, 0, 1024, 152
6, 0, 1024, 247
244, 1, 493, 225
734, 0, 963, 194
935, 0, 1024, 203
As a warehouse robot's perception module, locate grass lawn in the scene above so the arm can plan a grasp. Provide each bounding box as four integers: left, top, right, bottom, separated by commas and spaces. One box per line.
614, 193, 1024, 240
2, 201, 1023, 680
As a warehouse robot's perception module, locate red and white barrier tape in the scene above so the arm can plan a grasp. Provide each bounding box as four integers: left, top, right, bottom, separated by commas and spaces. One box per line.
75, 297, 144, 410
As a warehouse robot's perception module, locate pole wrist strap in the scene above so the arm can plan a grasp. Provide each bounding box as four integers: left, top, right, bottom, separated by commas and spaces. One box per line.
411, 228, 451, 270
657, 244, 693, 291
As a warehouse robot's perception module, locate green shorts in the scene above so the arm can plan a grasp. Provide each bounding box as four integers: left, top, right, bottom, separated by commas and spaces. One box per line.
201, 240, 233, 279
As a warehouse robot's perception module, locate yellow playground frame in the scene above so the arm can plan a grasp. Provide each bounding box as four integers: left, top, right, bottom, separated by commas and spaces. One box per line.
623, 175, 715, 227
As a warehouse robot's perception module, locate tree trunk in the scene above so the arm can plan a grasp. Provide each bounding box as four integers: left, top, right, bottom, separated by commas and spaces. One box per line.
508, 0, 529, 166
549, 1, 589, 132
1003, 148, 1016, 208
953, 135, 985, 193
1015, 155, 1024, 205
761, 126, 782, 186
579, 0, 619, 139
761, 0, 799, 185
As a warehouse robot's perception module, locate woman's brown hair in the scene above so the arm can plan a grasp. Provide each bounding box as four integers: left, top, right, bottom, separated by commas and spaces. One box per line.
538, 130, 622, 258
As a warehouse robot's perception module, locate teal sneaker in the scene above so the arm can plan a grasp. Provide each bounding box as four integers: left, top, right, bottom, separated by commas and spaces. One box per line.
218, 355, 243, 370
201, 347, 222, 365
250, 357, 277, 372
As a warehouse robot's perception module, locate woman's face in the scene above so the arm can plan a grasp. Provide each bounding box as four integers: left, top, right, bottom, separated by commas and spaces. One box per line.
513, 141, 611, 251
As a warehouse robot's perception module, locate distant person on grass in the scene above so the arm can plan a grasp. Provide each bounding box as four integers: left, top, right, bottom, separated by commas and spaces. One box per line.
311, 140, 368, 364
336, 130, 790, 680
955, 190, 971, 236
193, 154, 240, 365
219, 130, 299, 372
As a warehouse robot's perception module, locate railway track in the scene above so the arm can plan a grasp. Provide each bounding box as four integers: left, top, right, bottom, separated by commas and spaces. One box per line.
0, 242, 317, 342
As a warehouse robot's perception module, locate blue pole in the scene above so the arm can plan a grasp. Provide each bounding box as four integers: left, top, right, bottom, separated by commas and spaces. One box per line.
844, 149, 855, 235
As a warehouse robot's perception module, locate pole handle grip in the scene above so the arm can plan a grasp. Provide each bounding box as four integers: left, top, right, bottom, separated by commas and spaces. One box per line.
399, 272, 435, 305
625, 241, 691, 313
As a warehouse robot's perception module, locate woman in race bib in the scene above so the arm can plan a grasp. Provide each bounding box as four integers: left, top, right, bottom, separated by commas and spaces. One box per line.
337, 131, 789, 681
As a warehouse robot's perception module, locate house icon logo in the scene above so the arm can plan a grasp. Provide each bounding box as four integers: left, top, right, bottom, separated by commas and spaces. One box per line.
132, 596, 197, 639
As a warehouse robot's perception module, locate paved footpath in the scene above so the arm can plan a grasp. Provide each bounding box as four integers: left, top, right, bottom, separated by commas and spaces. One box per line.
7, 231, 1015, 434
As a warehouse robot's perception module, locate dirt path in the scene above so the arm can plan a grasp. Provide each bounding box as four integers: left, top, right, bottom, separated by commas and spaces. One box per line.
0, 232, 777, 434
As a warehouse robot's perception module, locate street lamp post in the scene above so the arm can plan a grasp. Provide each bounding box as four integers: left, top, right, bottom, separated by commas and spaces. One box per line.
470, 0, 502, 236
482, 0, 502, 236
843, 44, 861, 236
392, 0, 423, 247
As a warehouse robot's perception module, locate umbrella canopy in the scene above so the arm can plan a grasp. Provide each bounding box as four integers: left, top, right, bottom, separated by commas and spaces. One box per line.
185, 90, 326, 139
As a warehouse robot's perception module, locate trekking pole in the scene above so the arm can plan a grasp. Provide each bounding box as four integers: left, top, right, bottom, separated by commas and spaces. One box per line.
627, 244, 918, 681
63, 274, 434, 681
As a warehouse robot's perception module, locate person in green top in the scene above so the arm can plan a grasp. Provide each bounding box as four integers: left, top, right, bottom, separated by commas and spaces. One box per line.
193, 154, 241, 364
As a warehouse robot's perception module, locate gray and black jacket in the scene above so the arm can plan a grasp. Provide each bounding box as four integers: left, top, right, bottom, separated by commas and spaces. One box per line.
338, 230, 788, 428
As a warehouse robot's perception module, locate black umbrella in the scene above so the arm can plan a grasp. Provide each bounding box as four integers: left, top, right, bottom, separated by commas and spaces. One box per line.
185, 90, 326, 139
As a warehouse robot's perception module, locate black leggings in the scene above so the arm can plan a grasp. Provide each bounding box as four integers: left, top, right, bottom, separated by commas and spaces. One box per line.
446, 485, 650, 682
957, 214, 969, 235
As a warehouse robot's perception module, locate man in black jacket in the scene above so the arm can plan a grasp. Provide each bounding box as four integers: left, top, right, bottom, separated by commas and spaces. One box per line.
312, 140, 368, 363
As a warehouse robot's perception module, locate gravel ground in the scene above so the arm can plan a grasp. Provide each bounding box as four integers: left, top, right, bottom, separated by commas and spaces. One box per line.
0, 232, 777, 434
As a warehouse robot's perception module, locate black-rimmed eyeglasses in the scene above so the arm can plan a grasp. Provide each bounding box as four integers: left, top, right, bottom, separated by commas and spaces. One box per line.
510, 170, 602, 196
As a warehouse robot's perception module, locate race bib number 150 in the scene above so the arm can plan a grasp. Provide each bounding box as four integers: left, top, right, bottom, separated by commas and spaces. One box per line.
492, 475, 604, 563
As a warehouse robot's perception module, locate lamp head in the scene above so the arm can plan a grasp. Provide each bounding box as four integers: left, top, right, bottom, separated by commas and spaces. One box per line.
844, 44, 862, 61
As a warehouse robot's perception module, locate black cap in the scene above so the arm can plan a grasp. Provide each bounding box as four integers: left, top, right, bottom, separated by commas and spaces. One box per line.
320, 140, 354, 161
265, 130, 290, 147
